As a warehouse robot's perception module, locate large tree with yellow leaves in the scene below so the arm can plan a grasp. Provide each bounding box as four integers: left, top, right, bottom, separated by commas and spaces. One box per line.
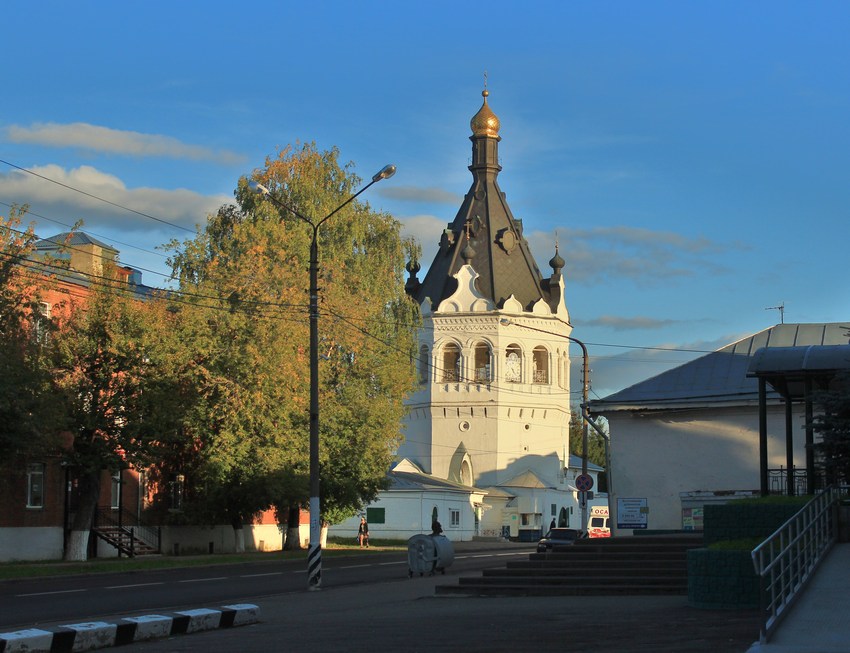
162, 143, 419, 548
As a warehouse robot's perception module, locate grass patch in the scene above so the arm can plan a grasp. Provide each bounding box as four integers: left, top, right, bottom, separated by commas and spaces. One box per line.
0, 540, 406, 581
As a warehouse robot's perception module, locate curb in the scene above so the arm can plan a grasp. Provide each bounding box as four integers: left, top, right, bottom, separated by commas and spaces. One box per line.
0, 603, 260, 652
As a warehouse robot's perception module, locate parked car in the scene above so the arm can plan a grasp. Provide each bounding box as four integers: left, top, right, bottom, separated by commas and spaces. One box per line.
536, 527, 580, 552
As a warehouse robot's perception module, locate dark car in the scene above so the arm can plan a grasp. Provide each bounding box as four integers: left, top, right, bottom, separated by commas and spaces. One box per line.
536, 527, 580, 552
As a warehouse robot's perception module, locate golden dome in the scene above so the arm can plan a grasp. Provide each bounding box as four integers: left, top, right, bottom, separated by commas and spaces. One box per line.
470, 89, 500, 137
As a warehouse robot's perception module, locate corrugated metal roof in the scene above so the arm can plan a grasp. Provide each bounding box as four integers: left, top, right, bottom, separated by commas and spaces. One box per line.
590, 323, 850, 411
568, 454, 604, 473
36, 232, 117, 252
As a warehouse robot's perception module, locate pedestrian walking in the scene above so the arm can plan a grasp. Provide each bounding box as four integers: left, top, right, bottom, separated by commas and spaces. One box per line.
358, 517, 369, 547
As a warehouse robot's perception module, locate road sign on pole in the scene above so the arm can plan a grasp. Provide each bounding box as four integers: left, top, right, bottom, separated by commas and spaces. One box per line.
575, 473, 594, 492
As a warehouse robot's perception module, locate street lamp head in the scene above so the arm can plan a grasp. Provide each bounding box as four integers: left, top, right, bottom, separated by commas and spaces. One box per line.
248, 180, 271, 197
372, 164, 397, 182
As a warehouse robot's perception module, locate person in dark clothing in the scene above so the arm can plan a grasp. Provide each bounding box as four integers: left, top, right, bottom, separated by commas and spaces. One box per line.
431, 520, 443, 536
358, 517, 369, 547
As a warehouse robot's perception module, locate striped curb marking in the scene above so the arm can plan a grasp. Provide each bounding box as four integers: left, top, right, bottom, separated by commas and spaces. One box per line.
0, 603, 260, 652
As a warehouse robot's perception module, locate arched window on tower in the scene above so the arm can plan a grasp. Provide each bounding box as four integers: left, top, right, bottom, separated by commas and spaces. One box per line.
442, 342, 461, 382
533, 346, 549, 384
505, 344, 522, 383
473, 342, 491, 383
418, 345, 430, 384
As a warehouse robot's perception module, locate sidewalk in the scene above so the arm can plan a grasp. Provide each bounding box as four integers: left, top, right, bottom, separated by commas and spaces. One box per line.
747, 543, 850, 653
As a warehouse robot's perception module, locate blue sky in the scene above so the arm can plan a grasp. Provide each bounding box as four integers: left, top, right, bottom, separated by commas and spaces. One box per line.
2, 1, 848, 398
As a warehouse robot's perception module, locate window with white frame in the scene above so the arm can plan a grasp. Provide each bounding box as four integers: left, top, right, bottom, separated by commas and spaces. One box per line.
110, 473, 121, 509
450, 509, 460, 527
27, 463, 45, 508
35, 302, 51, 343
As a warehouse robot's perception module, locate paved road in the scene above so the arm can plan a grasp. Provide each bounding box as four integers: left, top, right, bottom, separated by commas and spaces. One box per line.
2, 542, 765, 652
119, 570, 763, 653
0, 546, 533, 631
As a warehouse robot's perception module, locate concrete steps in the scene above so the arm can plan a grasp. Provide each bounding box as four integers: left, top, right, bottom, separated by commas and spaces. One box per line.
436, 534, 703, 597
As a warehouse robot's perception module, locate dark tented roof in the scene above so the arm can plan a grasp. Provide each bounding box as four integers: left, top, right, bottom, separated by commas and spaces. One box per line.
590, 323, 850, 411
408, 91, 560, 312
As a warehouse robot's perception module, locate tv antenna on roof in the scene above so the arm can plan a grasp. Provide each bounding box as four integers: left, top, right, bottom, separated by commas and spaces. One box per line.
766, 302, 785, 324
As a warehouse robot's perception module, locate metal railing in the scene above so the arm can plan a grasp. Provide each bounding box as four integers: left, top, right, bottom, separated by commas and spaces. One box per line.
94, 506, 161, 556
751, 486, 846, 643
767, 467, 826, 496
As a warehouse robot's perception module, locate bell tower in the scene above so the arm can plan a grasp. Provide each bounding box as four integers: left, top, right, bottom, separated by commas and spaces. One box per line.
400, 90, 573, 494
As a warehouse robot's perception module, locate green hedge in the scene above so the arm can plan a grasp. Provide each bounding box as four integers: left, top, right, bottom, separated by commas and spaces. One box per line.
687, 548, 760, 609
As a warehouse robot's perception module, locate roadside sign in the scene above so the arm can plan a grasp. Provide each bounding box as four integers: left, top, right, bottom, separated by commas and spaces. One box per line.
575, 474, 594, 492
617, 498, 649, 529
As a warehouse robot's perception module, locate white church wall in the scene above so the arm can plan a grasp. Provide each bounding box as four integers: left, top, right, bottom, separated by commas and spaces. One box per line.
327, 490, 481, 542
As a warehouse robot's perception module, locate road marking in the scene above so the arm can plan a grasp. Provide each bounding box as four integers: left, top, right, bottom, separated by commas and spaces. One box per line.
105, 582, 165, 589
18, 588, 86, 597
177, 577, 228, 583
240, 572, 283, 578
338, 564, 372, 569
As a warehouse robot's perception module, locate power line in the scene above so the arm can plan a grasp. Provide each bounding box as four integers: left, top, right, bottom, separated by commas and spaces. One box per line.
0, 158, 196, 234
0, 200, 170, 262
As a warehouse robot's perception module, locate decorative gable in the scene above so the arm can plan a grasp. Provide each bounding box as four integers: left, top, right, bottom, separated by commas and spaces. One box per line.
436, 265, 496, 313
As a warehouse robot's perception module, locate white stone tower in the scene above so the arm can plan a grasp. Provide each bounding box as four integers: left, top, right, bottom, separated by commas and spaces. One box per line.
401, 90, 574, 498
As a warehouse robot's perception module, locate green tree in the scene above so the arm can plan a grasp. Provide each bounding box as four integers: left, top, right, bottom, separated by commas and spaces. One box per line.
0, 207, 64, 468
813, 370, 850, 485
164, 143, 418, 547
569, 406, 607, 468
51, 266, 169, 560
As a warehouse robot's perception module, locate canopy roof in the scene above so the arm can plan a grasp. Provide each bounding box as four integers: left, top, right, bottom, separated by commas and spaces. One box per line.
747, 344, 850, 399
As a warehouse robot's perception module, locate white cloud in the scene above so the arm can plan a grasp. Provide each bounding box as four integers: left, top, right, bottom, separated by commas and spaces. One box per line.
0, 164, 229, 233
575, 315, 685, 331
526, 225, 744, 286
399, 214, 447, 252
378, 185, 462, 205
5, 122, 245, 165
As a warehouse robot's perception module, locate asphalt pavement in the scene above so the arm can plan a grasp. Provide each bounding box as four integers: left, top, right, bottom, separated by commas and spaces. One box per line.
10, 540, 849, 652
114, 541, 763, 653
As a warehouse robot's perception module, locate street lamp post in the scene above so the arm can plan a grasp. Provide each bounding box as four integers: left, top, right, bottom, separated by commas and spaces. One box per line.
251, 163, 396, 589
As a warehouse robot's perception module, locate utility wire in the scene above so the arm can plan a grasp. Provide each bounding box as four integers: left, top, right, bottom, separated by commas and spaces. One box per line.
0, 200, 171, 263
0, 159, 196, 234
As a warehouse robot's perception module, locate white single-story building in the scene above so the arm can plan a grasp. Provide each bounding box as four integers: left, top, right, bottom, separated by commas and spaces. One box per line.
590, 322, 849, 534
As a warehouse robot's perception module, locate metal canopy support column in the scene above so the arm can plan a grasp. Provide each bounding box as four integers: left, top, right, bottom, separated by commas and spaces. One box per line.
759, 377, 769, 497
785, 397, 794, 496
804, 377, 815, 493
